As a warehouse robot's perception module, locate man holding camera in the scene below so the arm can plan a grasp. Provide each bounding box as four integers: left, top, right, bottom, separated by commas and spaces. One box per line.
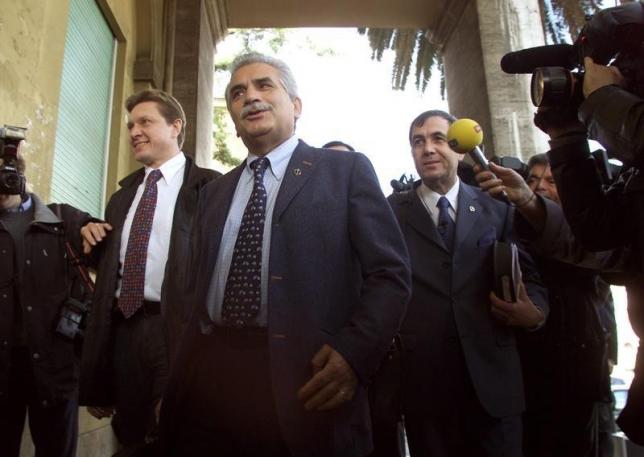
0, 133, 92, 457
536, 35, 644, 449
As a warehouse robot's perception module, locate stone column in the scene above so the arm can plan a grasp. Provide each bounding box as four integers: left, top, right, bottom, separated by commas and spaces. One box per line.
435, 0, 548, 160
168, 0, 226, 166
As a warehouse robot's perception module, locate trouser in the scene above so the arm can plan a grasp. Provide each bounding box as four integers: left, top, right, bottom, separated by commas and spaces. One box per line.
111, 306, 168, 448
523, 402, 597, 457
403, 330, 522, 457
164, 327, 290, 456
0, 347, 78, 457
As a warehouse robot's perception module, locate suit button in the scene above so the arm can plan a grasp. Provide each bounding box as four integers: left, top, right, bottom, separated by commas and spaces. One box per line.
441, 262, 451, 269
26, 306, 33, 312
25, 259, 31, 265
42, 400, 48, 407
32, 352, 40, 360
1, 294, 6, 299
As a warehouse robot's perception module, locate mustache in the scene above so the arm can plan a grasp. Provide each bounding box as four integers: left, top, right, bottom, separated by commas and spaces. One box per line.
241, 102, 272, 119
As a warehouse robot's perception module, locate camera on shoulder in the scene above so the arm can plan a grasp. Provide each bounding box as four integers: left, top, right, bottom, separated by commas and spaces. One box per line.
500, 2, 644, 109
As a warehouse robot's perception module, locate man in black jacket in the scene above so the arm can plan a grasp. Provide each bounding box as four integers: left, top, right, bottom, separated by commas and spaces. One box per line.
79, 89, 220, 452
0, 152, 92, 457
533, 37, 644, 444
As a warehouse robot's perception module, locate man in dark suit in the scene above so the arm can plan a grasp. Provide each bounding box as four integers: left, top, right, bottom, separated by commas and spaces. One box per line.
387, 110, 548, 457
160, 52, 411, 457
78, 89, 219, 452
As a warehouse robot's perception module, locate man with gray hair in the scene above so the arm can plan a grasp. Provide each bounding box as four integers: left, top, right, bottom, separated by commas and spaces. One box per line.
160, 52, 411, 456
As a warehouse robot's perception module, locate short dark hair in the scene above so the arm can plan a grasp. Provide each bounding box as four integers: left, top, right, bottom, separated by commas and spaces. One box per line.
322, 140, 355, 152
527, 153, 549, 172
408, 110, 457, 145
125, 89, 187, 148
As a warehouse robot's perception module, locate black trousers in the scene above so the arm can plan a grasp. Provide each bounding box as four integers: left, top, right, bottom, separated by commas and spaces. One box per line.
403, 332, 522, 457
0, 348, 78, 457
164, 328, 290, 457
111, 310, 168, 447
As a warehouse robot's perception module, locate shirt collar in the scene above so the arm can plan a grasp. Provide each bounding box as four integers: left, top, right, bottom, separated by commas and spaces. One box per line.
246, 135, 299, 181
145, 152, 186, 184
418, 178, 460, 212
0, 194, 32, 213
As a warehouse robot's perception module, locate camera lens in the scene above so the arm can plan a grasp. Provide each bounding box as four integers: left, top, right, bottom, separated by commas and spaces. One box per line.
530, 67, 575, 107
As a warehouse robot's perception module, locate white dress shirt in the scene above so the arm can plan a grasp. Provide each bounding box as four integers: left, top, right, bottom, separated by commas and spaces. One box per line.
417, 178, 460, 226
116, 152, 186, 301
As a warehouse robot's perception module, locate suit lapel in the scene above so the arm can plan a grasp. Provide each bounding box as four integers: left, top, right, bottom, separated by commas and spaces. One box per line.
454, 183, 482, 249
406, 189, 449, 253
273, 141, 318, 222
203, 164, 245, 270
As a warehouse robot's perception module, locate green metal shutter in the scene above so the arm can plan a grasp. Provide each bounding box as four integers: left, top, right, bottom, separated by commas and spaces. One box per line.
51, 0, 115, 216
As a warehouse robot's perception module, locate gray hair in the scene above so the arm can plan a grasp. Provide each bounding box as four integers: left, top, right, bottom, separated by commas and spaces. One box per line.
225, 52, 299, 109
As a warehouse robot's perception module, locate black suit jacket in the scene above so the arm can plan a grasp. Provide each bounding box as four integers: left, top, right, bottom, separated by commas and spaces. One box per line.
80, 156, 219, 405
388, 182, 548, 418
164, 141, 411, 457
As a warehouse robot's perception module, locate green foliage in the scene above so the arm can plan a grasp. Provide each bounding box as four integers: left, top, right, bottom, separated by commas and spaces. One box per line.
358, 0, 605, 93
212, 107, 241, 167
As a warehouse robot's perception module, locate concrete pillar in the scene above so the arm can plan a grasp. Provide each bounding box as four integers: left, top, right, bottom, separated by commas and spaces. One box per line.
436, 0, 549, 160
168, 0, 226, 166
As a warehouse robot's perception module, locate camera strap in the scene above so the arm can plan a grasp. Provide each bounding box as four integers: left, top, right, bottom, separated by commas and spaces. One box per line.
52, 204, 95, 294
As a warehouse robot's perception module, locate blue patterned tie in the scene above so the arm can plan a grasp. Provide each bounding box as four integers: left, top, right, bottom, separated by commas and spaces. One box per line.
119, 169, 163, 318
436, 196, 455, 250
221, 158, 269, 327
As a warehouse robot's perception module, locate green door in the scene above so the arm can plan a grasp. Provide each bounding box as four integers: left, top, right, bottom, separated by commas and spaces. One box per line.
51, 0, 115, 216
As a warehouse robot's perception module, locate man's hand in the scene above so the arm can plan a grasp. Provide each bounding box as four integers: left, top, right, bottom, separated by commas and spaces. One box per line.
474, 162, 533, 206
81, 222, 113, 254
490, 281, 545, 329
87, 406, 114, 419
155, 399, 162, 424
297, 344, 358, 411
583, 57, 625, 98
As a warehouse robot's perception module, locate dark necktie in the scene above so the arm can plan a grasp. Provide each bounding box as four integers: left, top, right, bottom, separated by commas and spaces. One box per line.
436, 196, 455, 250
221, 158, 269, 327
119, 169, 163, 318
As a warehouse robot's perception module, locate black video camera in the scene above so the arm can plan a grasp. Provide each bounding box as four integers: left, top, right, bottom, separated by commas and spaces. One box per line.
0, 125, 27, 195
501, 2, 644, 108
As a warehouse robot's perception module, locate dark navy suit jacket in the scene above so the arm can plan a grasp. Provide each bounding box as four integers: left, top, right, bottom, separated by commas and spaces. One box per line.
388, 182, 548, 419
164, 141, 411, 457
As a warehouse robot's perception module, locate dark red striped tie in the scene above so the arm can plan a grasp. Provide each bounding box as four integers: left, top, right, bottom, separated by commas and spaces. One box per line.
118, 169, 162, 318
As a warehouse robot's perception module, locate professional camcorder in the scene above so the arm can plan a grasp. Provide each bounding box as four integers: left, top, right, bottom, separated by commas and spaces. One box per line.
0, 125, 27, 195
501, 2, 644, 108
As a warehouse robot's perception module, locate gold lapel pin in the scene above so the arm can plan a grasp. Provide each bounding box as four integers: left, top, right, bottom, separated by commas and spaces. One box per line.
293, 168, 302, 176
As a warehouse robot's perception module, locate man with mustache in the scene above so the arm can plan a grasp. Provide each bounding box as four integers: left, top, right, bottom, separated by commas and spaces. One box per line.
78, 89, 219, 453
383, 110, 548, 457
160, 52, 411, 456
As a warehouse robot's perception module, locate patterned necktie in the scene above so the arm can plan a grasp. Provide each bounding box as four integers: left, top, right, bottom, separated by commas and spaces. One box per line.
221, 157, 270, 327
118, 169, 163, 318
436, 196, 455, 250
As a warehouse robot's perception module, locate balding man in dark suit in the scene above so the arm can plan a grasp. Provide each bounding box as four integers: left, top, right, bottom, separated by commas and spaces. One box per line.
160, 52, 411, 457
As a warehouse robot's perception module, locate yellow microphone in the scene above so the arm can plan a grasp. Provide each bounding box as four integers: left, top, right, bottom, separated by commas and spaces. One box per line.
447, 118, 509, 202
446, 118, 490, 171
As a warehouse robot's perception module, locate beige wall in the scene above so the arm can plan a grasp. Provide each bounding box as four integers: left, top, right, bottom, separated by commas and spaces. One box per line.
0, 0, 71, 200
0, 0, 145, 210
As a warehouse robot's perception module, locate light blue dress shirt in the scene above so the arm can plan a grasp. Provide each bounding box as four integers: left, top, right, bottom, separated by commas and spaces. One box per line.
207, 135, 299, 326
